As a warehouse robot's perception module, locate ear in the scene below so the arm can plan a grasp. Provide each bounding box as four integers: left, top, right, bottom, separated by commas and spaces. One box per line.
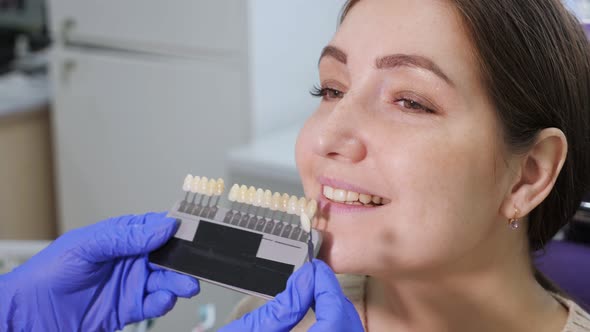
500, 128, 567, 219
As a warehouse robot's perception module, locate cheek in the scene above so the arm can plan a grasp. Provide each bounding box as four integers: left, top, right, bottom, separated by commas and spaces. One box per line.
295, 115, 319, 196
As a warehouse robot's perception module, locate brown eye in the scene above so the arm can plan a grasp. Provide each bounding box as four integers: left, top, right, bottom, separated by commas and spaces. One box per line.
395, 98, 434, 113
310, 85, 345, 101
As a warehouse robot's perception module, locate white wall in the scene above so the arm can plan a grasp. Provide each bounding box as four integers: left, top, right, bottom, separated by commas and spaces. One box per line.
248, 0, 346, 138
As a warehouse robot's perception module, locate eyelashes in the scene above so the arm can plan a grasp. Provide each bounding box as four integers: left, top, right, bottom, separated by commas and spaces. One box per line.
310, 84, 345, 100
310, 84, 436, 114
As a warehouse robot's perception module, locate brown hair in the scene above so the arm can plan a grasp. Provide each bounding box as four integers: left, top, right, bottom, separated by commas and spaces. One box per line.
340, 0, 590, 290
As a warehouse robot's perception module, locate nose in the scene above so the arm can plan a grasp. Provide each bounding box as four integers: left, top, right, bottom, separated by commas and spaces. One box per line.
313, 99, 367, 163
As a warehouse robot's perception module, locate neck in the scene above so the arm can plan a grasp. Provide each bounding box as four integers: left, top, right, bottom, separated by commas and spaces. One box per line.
365, 233, 567, 332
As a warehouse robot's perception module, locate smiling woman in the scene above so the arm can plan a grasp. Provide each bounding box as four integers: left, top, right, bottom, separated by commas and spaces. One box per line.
228, 0, 590, 331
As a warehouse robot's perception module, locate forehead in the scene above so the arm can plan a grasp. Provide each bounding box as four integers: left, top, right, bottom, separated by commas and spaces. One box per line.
331, 0, 481, 95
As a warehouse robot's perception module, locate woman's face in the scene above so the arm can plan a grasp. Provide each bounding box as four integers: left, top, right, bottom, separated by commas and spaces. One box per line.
296, 0, 517, 276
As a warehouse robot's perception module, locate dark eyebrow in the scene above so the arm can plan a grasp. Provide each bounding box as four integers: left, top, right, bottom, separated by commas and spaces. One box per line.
318, 45, 347, 65
376, 54, 454, 86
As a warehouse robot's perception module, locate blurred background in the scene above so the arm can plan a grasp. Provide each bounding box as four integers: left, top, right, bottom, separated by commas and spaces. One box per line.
0, 1, 588, 331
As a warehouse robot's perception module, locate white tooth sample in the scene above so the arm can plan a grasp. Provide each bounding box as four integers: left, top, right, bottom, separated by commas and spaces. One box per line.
346, 191, 359, 202
300, 213, 311, 233
372, 196, 382, 204
254, 188, 264, 207
323, 186, 334, 200
215, 178, 225, 196
182, 174, 193, 192
280, 193, 290, 212
199, 177, 209, 194
306, 199, 318, 219
359, 193, 372, 204
207, 178, 216, 196
297, 197, 307, 216
228, 184, 239, 202
190, 176, 201, 193
247, 186, 256, 204
333, 189, 347, 202
238, 185, 248, 203
271, 192, 281, 210
287, 195, 298, 214
262, 190, 272, 208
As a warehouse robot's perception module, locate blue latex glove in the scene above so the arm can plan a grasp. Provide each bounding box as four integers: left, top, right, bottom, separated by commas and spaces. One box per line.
0, 212, 200, 331
221, 259, 364, 332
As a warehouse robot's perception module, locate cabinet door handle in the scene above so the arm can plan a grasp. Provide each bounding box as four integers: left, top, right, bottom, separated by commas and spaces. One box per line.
61, 17, 76, 43
61, 59, 77, 84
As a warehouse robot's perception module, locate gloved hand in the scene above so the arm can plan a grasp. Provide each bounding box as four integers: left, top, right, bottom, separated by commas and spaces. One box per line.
0, 212, 200, 331
221, 259, 364, 332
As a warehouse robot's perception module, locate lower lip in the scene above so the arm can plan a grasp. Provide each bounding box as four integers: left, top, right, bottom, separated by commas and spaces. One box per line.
318, 195, 384, 214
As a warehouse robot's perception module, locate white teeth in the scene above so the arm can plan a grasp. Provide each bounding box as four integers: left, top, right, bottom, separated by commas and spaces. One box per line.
333, 189, 347, 202
287, 195, 298, 214
228, 184, 239, 202
207, 178, 216, 196
271, 192, 281, 210
263, 190, 272, 208
247, 186, 256, 204
297, 197, 307, 216
191, 176, 201, 193
358, 193, 372, 204
346, 191, 359, 201
280, 193, 290, 212
323, 186, 334, 199
300, 213, 311, 233
254, 188, 264, 207
183, 174, 193, 192
322, 185, 385, 206
199, 177, 209, 194
238, 185, 248, 203
215, 178, 225, 196
306, 199, 318, 218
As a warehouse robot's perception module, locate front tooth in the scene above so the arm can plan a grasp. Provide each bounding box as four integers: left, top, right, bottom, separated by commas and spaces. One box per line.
228, 184, 239, 202
263, 190, 272, 208
247, 186, 256, 204
287, 195, 298, 214
306, 199, 318, 218
199, 177, 209, 194
333, 189, 347, 202
254, 188, 264, 207
238, 185, 248, 203
359, 193, 372, 204
297, 197, 307, 216
280, 193, 290, 212
190, 176, 201, 193
346, 191, 359, 202
271, 192, 281, 210
323, 186, 334, 199
215, 178, 225, 196
372, 196, 382, 204
182, 174, 193, 192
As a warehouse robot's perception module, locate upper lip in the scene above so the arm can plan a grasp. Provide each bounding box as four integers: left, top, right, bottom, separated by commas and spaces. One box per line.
318, 176, 387, 198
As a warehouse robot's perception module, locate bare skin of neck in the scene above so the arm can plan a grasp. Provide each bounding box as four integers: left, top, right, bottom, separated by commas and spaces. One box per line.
364, 233, 568, 332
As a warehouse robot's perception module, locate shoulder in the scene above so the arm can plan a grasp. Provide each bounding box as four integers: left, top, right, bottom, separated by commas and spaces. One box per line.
553, 294, 590, 331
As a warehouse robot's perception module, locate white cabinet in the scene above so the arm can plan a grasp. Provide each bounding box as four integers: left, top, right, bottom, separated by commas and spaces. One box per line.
48, 0, 246, 55
50, 47, 249, 231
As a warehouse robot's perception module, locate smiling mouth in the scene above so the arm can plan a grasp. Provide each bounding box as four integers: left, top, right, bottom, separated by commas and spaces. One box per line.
322, 185, 390, 207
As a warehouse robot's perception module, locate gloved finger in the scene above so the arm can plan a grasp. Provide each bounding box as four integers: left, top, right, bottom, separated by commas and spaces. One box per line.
146, 270, 200, 297
309, 259, 363, 332
105, 212, 170, 227
83, 218, 179, 263
219, 262, 315, 332
143, 290, 177, 319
